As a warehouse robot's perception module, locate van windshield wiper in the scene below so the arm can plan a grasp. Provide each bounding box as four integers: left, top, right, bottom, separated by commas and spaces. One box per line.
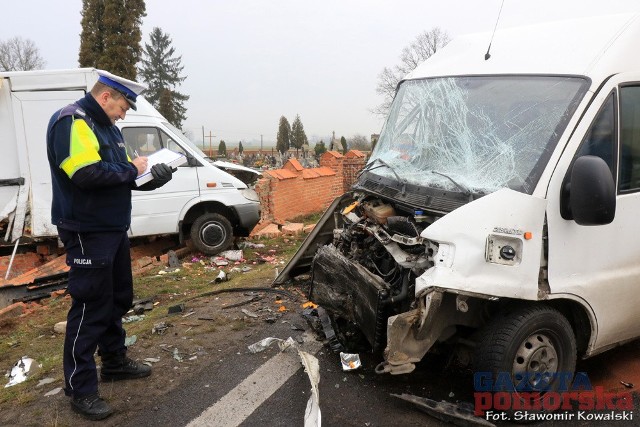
359, 158, 407, 194
431, 170, 474, 202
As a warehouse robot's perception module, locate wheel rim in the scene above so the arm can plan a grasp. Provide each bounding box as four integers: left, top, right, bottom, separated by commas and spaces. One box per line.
200, 221, 227, 248
512, 332, 559, 390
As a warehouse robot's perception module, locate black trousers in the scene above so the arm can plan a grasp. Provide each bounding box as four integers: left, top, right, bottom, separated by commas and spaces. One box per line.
58, 228, 133, 397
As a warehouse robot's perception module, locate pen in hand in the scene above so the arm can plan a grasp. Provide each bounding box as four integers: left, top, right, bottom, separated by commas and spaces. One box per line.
133, 149, 139, 158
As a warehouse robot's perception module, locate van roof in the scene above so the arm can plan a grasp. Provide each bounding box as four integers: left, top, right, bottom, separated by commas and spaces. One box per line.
406, 13, 640, 86
0, 68, 100, 91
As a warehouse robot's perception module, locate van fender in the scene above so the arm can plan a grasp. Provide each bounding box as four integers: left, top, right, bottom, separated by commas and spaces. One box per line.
546, 293, 598, 357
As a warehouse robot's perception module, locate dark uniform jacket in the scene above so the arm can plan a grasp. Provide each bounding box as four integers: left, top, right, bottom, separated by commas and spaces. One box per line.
47, 93, 138, 232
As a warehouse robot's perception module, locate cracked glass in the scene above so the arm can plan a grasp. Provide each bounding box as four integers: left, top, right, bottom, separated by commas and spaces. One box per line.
370, 76, 588, 195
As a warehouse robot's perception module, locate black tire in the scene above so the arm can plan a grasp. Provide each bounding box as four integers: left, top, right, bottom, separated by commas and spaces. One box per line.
474, 305, 576, 420
190, 213, 234, 255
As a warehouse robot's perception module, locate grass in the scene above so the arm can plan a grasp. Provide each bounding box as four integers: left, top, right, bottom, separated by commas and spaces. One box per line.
0, 224, 314, 407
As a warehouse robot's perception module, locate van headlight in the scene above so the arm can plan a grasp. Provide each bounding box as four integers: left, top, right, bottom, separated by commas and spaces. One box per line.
240, 188, 260, 202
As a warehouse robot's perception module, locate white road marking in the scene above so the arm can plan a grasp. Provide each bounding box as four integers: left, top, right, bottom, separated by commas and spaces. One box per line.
186, 335, 322, 427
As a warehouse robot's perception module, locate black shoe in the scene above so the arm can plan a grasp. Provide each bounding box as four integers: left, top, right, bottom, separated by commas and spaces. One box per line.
71, 392, 113, 420
100, 355, 151, 381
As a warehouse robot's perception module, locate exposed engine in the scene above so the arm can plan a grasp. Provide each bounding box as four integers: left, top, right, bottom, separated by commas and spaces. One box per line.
309, 193, 441, 352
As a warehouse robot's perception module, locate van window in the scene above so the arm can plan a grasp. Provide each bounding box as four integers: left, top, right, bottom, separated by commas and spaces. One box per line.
369, 76, 588, 195
576, 93, 616, 177
619, 86, 640, 191
122, 127, 187, 159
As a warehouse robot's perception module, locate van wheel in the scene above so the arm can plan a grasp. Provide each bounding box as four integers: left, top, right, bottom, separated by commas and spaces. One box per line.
190, 213, 234, 255
474, 306, 576, 418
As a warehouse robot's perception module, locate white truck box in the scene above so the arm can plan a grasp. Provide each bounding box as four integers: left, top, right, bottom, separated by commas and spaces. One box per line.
0, 68, 260, 255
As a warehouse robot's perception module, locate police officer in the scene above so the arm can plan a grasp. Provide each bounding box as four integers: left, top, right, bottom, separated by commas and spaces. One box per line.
46, 70, 174, 420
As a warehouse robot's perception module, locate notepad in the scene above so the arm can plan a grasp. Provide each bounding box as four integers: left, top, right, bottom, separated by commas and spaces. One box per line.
135, 148, 187, 186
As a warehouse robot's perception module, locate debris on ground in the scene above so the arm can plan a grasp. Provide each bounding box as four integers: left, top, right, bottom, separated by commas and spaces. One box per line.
53, 321, 66, 334
168, 304, 185, 314
152, 322, 171, 335
36, 377, 55, 388
391, 394, 496, 427
246, 334, 321, 426
219, 250, 243, 261
124, 335, 137, 347
5, 356, 40, 388
339, 352, 361, 371
44, 387, 62, 397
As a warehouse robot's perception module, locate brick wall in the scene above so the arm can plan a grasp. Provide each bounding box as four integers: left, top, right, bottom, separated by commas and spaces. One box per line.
254, 150, 366, 223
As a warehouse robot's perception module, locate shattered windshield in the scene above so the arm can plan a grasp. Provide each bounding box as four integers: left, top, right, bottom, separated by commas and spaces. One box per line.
369, 76, 588, 194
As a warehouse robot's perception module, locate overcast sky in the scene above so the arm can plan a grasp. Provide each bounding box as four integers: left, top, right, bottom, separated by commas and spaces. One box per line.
2, 1, 640, 146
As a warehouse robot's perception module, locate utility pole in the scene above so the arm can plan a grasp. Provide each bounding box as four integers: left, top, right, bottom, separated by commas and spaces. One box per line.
260, 134, 263, 155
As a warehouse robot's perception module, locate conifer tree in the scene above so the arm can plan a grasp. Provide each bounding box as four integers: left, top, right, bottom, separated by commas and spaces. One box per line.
314, 140, 327, 157
218, 140, 227, 157
139, 27, 189, 128
340, 136, 348, 154
239, 141, 244, 155
276, 116, 291, 155
78, 0, 146, 80
290, 114, 308, 156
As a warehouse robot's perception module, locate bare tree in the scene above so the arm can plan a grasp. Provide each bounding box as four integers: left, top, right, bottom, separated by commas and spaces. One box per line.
373, 27, 450, 117
348, 134, 371, 151
0, 37, 46, 71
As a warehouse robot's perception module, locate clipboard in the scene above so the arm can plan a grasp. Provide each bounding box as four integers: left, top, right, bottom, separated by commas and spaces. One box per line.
135, 148, 187, 186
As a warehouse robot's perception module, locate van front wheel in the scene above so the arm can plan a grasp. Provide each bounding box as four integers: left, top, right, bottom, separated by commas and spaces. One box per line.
474, 306, 576, 412
190, 213, 234, 255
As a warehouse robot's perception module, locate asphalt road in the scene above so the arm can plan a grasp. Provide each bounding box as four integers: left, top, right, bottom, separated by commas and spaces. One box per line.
123, 310, 639, 427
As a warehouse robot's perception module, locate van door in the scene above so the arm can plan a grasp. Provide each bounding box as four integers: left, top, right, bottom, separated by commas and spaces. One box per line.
546, 73, 640, 352
11, 90, 84, 238
122, 126, 199, 237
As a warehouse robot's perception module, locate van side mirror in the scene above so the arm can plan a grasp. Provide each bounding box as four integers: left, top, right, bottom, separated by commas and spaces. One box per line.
565, 155, 616, 225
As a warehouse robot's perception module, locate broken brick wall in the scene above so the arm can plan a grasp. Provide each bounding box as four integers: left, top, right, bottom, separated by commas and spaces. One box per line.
255, 150, 366, 224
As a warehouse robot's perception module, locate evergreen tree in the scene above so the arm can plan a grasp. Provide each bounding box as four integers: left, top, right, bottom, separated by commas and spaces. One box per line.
238, 141, 244, 155
314, 140, 327, 157
218, 140, 227, 157
276, 116, 291, 155
290, 114, 308, 156
340, 136, 348, 154
79, 0, 146, 80
139, 27, 189, 128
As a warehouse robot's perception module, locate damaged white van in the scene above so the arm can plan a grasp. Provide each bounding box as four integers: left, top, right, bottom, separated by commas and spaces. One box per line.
277, 13, 640, 393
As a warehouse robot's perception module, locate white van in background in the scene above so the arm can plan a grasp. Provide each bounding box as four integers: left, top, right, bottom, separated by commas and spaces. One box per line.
0, 68, 260, 255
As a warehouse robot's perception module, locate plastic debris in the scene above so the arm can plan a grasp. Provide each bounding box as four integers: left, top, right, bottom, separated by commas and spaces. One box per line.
144, 357, 160, 364
214, 270, 228, 283
339, 352, 362, 371
53, 321, 67, 334
5, 356, 40, 388
124, 335, 137, 347
240, 241, 266, 249
212, 257, 229, 266
246, 336, 321, 426
152, 322, 171, 335
36, 377, 55, 388
302, 301, 318, 309
241, 309, 259, 318
241, 266, 252, 272
122, 315, 145, 323
172, 348, 183, 362
44, 387, 63, 397
248, 337, 296, 354
219, 250, 244, 261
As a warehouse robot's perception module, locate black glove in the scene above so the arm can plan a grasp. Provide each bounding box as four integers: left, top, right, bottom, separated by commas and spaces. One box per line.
150, 163, 173, 186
